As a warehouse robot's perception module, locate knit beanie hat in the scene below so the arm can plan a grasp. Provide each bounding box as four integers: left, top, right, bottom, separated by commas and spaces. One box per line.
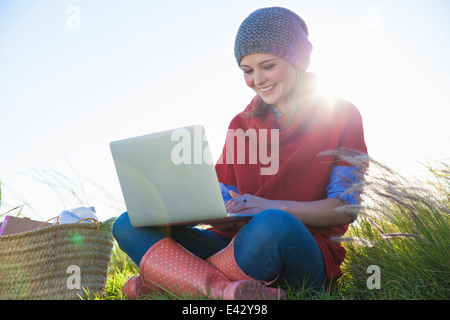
234, 7, 312, 71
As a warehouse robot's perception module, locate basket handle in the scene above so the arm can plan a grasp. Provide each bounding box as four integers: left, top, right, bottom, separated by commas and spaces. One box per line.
37, 216, 61, 245
37, 216, 60, 229
38, 217, 99, 230
76, 217, 100, 232
35, 217, 100, 245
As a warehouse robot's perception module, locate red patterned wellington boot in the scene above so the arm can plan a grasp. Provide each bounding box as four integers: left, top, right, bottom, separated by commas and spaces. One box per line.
207, 237, 286, 300
123, 275, 159, 299
138, 238, 272, 300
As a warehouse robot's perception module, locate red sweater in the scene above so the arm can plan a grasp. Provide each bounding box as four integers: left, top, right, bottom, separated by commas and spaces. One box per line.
213, 73, 368, 284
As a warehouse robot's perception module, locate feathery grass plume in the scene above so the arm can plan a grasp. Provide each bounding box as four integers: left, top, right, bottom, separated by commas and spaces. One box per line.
331, 236, 375, 247
0, 179, 25, 218
325, 149, 449, 299
23, 167, 90, 208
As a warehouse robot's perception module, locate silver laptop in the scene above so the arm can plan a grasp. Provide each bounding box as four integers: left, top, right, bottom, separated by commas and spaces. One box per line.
110, 124, 253, 227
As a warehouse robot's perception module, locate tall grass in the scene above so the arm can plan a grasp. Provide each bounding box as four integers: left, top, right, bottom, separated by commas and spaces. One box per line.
0, 179, 24, 218
327, 150, 450, 299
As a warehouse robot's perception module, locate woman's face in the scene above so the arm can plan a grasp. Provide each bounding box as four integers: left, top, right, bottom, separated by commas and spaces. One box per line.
240, 53, 298, 111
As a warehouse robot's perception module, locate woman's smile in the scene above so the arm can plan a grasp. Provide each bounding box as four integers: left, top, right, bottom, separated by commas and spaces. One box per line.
240, 53, 298, 112
258, 84, 277, 94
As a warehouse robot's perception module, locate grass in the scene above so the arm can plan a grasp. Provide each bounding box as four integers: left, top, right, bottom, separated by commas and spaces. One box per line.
0, 179, 25, 219
336, 153, 450, 300
1, 152, 449, 300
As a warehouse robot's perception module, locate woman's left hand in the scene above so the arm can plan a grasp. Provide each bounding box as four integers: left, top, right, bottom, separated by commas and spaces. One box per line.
225, 190, 283, 214
225, 190, 353, 228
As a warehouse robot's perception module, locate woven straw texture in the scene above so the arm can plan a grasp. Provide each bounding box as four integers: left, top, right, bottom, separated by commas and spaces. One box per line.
0, 217, 115, 300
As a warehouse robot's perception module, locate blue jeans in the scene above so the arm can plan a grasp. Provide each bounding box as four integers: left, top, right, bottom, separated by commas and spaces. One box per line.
113, 209, 326, 290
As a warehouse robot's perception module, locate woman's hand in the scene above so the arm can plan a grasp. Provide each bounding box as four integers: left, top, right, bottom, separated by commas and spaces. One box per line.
212, 190, 351, 230
225, 190, 280, 214
225, 190, 284, 214
210, 190, 272, 232
225, 191, 352, 227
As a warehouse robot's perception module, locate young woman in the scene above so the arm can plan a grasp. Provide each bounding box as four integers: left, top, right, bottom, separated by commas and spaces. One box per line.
113, 6, 367, 300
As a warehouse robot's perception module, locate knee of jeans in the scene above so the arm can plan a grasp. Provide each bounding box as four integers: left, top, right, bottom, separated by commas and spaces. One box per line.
112, 212, 132, 245
244, 209, 303, 242
255, 209, 301, 229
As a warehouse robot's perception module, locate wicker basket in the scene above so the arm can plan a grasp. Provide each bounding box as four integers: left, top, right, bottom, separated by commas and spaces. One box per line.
0, 217, 115, 300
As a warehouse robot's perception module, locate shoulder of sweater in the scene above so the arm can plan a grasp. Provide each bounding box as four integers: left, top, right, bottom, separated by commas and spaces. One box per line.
332, 97, 361, 116
319, 98, 363, 129
302, 73, 361, 115
227, 111, 248, 129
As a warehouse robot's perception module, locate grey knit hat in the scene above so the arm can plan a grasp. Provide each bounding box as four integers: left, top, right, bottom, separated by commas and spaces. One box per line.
234, 7, 312, 71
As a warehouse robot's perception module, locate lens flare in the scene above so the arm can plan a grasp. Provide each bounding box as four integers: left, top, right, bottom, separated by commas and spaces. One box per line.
71, 232, 84, 246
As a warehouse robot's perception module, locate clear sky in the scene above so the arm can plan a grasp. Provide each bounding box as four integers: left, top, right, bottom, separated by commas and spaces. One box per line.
1, 0, 449, 220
